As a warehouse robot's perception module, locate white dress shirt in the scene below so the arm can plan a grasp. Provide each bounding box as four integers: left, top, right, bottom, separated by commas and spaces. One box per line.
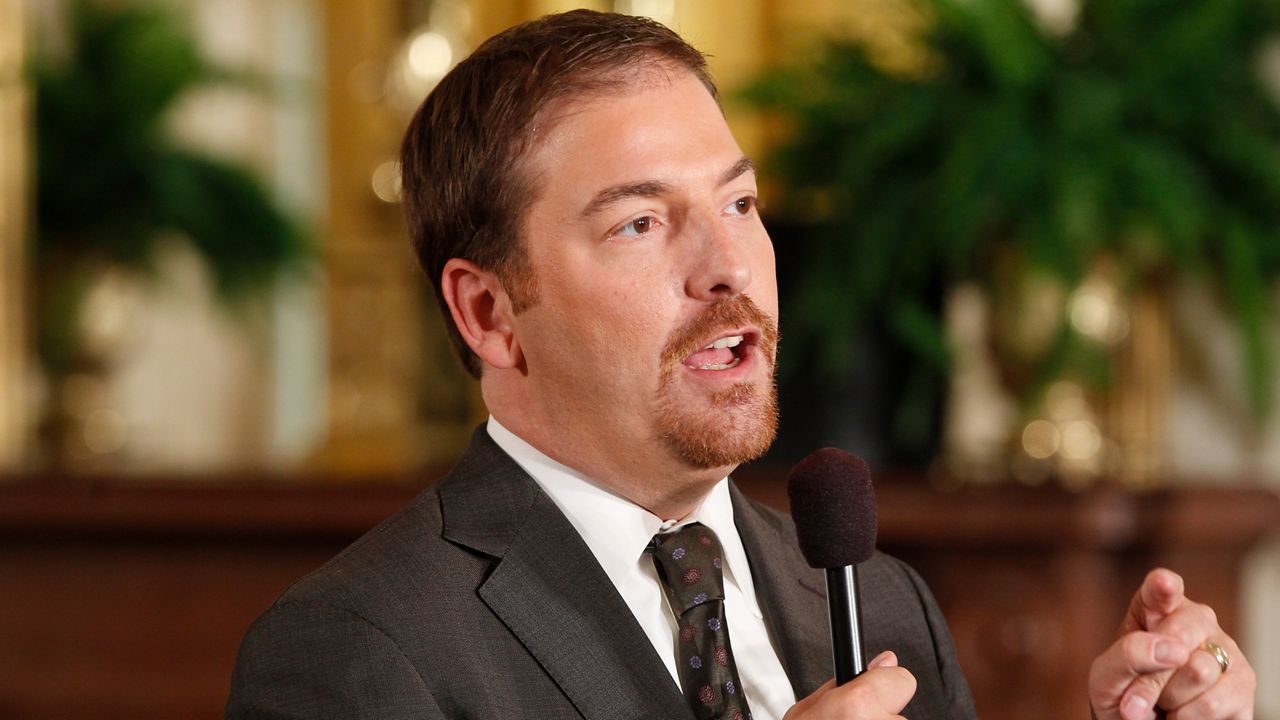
487, 417, 797, 720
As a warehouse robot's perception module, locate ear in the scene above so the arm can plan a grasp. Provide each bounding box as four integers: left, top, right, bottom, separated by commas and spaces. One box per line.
440, 258, 522, 371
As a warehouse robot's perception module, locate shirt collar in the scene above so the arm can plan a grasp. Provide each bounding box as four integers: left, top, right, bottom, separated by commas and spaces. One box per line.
485, 416, 763, 618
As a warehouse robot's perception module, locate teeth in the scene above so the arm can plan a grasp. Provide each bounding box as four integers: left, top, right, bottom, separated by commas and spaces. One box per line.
697, 356, 743, 371
703, 335, 744, 350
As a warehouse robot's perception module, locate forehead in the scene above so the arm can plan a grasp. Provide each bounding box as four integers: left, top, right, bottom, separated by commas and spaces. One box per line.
531, 61, 715, 134
521, 66, 741, 191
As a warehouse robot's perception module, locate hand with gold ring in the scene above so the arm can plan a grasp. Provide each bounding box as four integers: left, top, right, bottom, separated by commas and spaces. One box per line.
1088, 568, 1256, 720
1155, 634, 1249, 718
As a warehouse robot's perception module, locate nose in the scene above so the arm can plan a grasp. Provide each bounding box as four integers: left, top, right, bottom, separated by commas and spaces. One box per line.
684, 218, 752, 301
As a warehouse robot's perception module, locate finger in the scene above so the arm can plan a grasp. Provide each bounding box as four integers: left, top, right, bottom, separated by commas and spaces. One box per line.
1166, 664, 1257, 720
787, 666, 918, 719
862, 667, 917, 715
1158, 648, 1223, 710
1091, 631, 1189, 689
827, 666, 917, 716
1151, 602, 1219, 657
1090, 632, 1189, 718
1127, 568, 1186, 633
1123, 663, 1199, 720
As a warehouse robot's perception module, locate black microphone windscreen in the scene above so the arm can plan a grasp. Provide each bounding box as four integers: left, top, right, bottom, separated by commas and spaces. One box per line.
787, 447, 877, 569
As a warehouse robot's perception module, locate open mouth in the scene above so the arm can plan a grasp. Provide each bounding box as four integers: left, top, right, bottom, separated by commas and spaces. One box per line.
683, 331, 757, 371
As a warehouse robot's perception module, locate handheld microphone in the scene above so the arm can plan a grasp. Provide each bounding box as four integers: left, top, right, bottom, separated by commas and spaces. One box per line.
787, 448, 878, 685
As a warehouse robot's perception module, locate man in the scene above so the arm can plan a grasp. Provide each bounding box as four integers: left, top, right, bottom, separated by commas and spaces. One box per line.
227, 10, 1256, 719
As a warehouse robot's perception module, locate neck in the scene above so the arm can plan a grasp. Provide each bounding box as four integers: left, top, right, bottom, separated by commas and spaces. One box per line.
486, 404, 731, 520
626, 474, 724, 521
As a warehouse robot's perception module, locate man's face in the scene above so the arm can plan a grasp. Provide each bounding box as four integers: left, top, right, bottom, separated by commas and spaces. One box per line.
508, 66, 779, 480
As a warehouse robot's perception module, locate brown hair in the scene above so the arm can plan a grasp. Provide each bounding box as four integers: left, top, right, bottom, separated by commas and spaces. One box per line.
400, 9, 716, 378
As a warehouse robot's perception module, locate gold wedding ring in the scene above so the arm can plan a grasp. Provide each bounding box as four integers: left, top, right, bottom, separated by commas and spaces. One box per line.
1203, 640, 1231, 675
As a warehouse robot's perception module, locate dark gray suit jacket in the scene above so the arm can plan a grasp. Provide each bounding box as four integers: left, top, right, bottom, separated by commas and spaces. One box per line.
226, 430, 976, 719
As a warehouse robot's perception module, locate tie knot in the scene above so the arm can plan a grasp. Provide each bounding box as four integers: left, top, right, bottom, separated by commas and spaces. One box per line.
647, 522, 726, 615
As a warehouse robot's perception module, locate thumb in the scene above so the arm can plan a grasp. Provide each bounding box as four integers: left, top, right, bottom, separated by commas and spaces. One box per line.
869, 650, 898, 669
1089, 631, 1188, 720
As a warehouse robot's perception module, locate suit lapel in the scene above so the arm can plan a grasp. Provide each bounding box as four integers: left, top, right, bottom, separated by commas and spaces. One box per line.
730, 484, 833, 700
438, 430, 693, 720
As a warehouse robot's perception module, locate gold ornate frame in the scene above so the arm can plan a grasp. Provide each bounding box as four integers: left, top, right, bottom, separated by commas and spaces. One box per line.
0, 0, 28, 466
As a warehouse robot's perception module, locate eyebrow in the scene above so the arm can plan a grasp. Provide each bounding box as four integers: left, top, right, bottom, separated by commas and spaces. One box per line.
719, 156, 756, 187
579, 155, 757, 219
580, 180, 673, 219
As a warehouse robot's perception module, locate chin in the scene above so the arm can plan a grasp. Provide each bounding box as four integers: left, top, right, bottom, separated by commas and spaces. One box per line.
658, 379, 779, 470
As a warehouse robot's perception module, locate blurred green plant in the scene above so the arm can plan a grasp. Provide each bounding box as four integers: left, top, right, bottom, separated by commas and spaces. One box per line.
745, 0, 1280, 425
33, 0, 308, 374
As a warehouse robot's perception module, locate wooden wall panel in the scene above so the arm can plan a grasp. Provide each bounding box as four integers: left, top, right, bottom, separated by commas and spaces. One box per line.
0, 479, 1275, 720
0, 481, 418, 720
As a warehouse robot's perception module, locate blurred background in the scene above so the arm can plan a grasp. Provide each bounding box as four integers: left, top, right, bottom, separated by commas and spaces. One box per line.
0, 0, 1277, 717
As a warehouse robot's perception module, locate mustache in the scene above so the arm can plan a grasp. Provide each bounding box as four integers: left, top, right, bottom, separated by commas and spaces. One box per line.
660, 295, 780, 367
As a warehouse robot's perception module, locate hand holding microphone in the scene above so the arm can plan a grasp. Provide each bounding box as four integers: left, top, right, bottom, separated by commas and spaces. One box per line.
788, 447, 878, 683
783, 448, 918, 719
783, 652, 916, 720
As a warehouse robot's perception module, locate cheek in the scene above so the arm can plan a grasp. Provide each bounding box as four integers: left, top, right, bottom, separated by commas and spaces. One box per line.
749, 236, 780, 316
536, 272, 674, 371
590, 278, 678, 357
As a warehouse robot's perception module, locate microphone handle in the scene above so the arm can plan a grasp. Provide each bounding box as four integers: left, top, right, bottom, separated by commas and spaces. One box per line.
826, 564, 866, 684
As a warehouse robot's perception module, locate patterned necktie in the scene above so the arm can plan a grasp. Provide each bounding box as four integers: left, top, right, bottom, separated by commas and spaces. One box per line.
647, 523, 753, 720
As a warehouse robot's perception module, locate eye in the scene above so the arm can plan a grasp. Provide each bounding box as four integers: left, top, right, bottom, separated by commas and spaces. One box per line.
614, 215, 657, 238
725, 196, 757, 216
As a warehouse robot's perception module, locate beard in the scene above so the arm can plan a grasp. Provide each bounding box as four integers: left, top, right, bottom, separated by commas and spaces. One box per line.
654, 296, 781, 469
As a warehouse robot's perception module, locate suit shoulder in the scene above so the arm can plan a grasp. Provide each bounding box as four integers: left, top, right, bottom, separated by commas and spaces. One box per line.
271, 483, 453, 613
227, 590, 443, 718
